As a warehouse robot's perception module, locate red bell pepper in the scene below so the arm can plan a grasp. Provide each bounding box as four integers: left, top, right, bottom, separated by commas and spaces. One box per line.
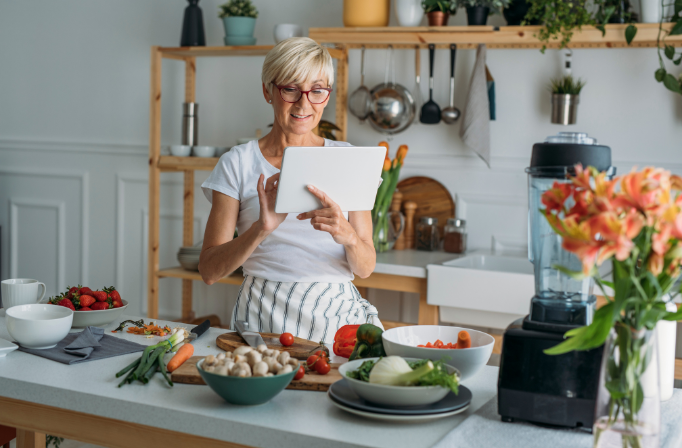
332, 324, 360, 358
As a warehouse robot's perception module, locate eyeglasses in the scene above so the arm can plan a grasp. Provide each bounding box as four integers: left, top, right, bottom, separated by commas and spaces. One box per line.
273, 84, 332, 104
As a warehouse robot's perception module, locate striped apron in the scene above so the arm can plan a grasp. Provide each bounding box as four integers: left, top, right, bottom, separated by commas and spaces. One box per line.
229, 275, 383, 344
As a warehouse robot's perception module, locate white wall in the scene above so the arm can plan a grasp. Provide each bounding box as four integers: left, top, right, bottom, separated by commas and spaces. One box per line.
1, 0, 681, 324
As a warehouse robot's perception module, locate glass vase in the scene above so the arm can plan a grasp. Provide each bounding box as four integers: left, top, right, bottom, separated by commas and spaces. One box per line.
372, 210, 404, 253
593, 324, 660, 448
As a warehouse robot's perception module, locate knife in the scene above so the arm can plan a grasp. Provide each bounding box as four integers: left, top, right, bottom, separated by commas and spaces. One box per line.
187, 319, 211, 343
235, 320, 265, 348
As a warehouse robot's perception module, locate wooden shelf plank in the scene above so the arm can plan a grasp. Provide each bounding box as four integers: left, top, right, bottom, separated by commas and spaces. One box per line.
310, 23, 682, 49
157, 267, 244, 286
159, 45, 274, 58
158, 155, 219, 171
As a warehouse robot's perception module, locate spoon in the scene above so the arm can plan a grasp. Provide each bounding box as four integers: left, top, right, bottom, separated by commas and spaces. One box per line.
419, 44, 441, 124
442, 44, 461, 124
349, 46, 372, 122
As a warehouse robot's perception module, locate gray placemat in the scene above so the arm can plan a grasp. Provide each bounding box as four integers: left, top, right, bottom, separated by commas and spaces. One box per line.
434, 390, 682, 448
17, 326, 145, 364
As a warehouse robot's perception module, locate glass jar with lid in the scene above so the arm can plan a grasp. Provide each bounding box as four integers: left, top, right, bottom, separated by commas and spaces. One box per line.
443, 218, 466, 254
416, 217, 439, 251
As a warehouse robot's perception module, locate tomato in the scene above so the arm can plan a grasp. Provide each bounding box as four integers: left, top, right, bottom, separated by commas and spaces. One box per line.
314, 349, 329, 360
279, 332, 294, 347
314, 359, 331, 375
294, 365, 305, 380
306, 355, 320, 369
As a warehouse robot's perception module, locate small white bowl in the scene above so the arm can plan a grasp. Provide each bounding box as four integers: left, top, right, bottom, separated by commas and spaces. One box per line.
338, 357, 458, 407
6, 304, 73, 349
274, 24, 303, 44
71, 300, 129, 328
170, 145, 192, 157
192, 146, 216, 158
382, 326, 494, 381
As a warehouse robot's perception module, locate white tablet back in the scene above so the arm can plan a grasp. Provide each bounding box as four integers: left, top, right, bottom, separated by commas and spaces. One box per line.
275, 146, 386, 213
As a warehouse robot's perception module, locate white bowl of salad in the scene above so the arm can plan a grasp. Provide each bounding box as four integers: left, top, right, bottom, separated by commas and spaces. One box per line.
338, 356, 460, 407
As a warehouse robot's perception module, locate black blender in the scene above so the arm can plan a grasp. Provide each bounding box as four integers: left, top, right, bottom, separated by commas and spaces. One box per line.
497, 132, 615, 430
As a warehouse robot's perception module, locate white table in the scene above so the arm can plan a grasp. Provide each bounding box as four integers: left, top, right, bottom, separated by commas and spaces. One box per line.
0, 314, 498, 448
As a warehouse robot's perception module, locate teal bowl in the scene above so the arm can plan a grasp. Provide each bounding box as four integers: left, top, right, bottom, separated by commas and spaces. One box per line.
196, 359, 297, 405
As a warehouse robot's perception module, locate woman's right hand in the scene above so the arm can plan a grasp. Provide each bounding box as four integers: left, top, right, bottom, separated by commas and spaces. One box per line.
256, 173, 287, 233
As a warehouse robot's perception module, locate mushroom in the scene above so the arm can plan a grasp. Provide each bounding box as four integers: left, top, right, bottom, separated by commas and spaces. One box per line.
277, 352, 290, 365
216, 353, 226, 360
246, 351, 263, 366
270, 350, 281, 359
277, 364, 293, 375
216, 365, 230, 376
252, 361, 269, 377
256, 344, 268, 353
265, 373, 274, 377
233, 346, 253, 356
204, 354, 216, 366
263, 349, 275, 357
270, 361, 283, 374
225, 351, 234, 358
204, 364, 216, 373
287, 358, 299, 367
234, 354, 247, 364
237, 367, 252, 377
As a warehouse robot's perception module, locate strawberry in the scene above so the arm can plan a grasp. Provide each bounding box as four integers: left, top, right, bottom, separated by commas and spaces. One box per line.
92, 291, 108, 302
112, 300, 123, 308
91, 302, 109, 311
104, 286, 121, 304
56, 298, 75, 311
78, 286, 94, 296
79, 295, 96, 308
65, 285, 81, 300
80, 307, 92, 311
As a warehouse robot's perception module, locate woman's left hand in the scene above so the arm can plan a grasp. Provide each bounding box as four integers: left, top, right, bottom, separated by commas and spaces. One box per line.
297, 185, 358, 247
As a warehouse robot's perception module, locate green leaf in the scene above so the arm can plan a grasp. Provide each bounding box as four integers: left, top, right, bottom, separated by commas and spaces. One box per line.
665, 45, 676, 60
674, 56, 682, 66
663, 306, 682, 321
670, 20, 682, 36
544, 303, 615, 355
655, 68, 667, 82
664, 74, 682, 93
625, 25, 637, 45
596, 24, 606, 36
675, 0, 682, 14
633, 381, 645, 413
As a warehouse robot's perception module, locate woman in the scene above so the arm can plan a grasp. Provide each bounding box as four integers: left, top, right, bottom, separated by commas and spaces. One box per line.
199, 37, 382, 343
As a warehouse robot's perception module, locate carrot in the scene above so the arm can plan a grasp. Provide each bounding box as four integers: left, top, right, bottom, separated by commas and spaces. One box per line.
166, 343, 194, 372
457, 331, 471, 349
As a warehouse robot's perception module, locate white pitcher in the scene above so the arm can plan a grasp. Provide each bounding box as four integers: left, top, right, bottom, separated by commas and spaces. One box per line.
395, 0, 424, 27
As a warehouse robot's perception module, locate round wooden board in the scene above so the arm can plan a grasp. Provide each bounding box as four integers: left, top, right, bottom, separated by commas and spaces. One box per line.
396, 176, 455, 235
216, 332, 320, 360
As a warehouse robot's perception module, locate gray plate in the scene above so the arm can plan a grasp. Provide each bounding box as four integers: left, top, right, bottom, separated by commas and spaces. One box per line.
328, 379, 472, 415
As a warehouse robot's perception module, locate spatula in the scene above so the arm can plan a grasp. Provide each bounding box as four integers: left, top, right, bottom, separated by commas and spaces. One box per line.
419, 44, 441, 124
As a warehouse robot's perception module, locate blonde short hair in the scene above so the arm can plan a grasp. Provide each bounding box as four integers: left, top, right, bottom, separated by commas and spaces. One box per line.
261, 37, 334, 93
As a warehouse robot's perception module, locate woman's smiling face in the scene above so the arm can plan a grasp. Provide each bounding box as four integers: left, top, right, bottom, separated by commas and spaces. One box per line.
263, 74, 330, 136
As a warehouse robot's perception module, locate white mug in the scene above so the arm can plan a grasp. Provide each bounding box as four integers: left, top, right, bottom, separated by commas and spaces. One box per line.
1, 279, 47, 309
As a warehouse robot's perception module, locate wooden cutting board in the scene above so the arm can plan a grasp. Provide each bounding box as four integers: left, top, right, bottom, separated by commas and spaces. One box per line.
397, 176, 455, 236
170, 356, 343, 392
216, 332, 320, 360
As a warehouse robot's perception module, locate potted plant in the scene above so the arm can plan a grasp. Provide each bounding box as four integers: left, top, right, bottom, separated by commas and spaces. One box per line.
524, 0, 593, 51
218, 0, 258, 46
541, 165, 682, 446
457, 0, 508, 26
503, 0, 539, 25
548, 75, 585, 125
343, 0, 391, 27
422, 0, 456, 26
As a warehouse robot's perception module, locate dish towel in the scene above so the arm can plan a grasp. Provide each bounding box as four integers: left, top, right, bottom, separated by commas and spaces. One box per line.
459, 44, 491, 168
433, 390, 682, 448
17, 326, 145, 364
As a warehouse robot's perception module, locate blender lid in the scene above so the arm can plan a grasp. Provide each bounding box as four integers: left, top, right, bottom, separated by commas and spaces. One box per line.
529, 132, 611, 172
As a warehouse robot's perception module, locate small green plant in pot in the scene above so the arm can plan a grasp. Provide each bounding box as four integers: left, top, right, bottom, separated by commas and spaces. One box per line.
549, 75, 585, 125
457, 0, 508, 26
422, 0, 457, 26
524, 0, 593, 51
219, 0, 258, 46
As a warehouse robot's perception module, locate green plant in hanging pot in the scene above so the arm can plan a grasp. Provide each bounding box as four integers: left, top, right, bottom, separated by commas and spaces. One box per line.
219, 0, 259, 46
422, 0, 457, 26
457, 0, 509, 25
540, 165, 682, 447
549, 75, 585, 125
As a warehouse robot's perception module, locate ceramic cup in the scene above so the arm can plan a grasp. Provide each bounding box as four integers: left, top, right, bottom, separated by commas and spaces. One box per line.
273, 24, 303, 44
1, 279, 46, 309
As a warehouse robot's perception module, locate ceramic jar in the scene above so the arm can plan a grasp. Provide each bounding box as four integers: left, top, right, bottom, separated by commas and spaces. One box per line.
343, 0, 390, 27
395, 0, 424, 26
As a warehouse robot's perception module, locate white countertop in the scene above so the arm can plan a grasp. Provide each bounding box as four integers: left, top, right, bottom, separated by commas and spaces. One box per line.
0, 314, 499, 448
374, 250, 462, 278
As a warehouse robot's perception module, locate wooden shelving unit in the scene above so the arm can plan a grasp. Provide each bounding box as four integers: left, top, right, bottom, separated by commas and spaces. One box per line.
309, 23, 682, 49
147, 45, 349, 320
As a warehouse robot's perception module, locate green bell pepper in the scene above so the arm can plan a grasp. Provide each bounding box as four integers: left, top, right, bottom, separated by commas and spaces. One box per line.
349, 324, 386, 360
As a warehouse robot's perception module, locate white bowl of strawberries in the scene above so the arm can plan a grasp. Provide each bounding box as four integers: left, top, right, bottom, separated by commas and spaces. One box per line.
49, 286, 128, 328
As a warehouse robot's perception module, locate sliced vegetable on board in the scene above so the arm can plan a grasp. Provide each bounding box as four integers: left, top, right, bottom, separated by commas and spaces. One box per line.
349, 324, 386, 361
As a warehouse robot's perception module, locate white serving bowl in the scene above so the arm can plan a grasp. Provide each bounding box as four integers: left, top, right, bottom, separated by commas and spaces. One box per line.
6, 304, 73, 349
382, 326, 494, 382
192, 146, 216, 157
170, 145, 192, 157
71, 300, 129, 328
338, 357, 458, 407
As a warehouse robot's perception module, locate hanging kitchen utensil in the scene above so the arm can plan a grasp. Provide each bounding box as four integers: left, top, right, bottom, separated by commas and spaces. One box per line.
442, 44, 461, 124
348, 46, 372, 122
412, 47, 423, 125
368, 46, 416, 135
420, 44, 441, 124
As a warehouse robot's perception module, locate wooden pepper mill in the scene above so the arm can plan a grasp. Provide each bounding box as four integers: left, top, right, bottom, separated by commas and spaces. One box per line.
391, 191, 405, 250
403, 201, 418, 250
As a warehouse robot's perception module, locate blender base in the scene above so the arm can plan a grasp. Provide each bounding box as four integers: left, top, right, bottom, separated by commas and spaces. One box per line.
529, 294, 596, 327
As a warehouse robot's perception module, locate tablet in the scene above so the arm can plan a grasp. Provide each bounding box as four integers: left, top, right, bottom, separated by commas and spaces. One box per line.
274, 146, 386, 213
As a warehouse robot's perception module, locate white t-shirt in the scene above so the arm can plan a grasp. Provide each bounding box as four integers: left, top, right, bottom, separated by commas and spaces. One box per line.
201, 139, 355, 283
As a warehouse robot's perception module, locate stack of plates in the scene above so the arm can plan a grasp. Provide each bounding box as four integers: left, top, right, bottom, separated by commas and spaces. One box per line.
177, 245, 202, 271
327, 380, 472, 422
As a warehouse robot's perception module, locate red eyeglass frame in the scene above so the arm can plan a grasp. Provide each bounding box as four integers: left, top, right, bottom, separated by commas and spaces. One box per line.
273, 84, 333, 104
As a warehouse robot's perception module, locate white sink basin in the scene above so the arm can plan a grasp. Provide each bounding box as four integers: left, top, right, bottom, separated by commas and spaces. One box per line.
427, 252, 534, 329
